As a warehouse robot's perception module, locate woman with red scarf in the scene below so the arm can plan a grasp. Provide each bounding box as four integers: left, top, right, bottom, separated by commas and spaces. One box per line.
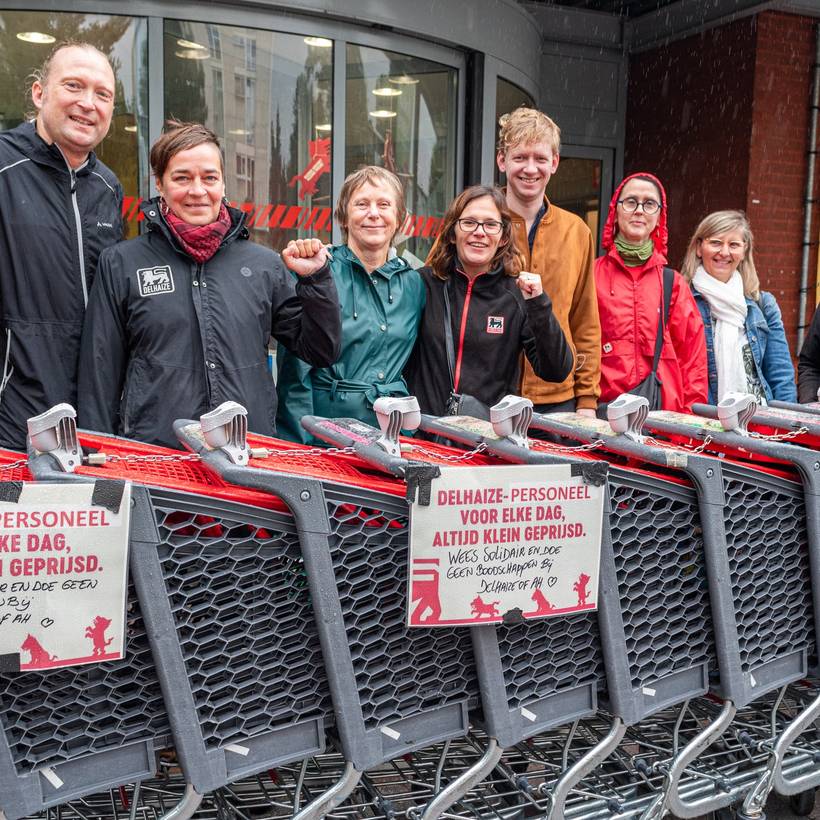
78, 121, 340, 448
595, 172, 707, 412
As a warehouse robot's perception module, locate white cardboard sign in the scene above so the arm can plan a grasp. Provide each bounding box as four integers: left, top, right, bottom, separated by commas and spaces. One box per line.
408, 464, 604, 627
0, 482, 131, 670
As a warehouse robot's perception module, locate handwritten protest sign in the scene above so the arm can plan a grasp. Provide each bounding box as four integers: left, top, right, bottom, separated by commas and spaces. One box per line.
408, 464, 604, 627
0, 482, 131, 671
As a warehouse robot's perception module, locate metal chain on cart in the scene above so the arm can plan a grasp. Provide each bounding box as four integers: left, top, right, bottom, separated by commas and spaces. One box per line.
0, 458, 29, 472
749, 426, 809, 442
83, 451, 203, 466
248, 445, 357, 459
407, 442, 490, 462
530, 437, 606, 453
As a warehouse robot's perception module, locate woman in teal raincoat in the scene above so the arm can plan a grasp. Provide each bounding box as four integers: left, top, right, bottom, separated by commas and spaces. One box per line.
276, 166, 425, 442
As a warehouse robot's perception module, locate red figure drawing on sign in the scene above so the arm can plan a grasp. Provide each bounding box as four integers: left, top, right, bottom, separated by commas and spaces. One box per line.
85, 615, 114, 656
574, 572, 591, 607
21, 634, 56, 666
289, 138, 331, 200
470, 596, 500, 619
410, 559, 442, 624
528, 588, 555, 616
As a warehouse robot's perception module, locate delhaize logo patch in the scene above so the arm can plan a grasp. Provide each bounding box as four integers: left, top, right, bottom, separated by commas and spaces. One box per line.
137, 265, 175, 297
486, 316, 504, 334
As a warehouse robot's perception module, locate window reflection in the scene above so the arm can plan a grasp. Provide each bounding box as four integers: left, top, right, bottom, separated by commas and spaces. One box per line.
0, 11, 148, 238
346, 44, 457, 260
164, 20, 332, 250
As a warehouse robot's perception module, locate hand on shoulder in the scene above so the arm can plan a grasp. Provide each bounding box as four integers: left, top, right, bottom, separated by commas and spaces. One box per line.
282, 238, 330, 277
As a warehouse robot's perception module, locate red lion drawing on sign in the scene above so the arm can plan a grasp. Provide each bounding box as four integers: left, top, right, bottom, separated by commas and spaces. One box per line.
528, 588, 555, 616
21, 634, 56, 666
470, 596, 500, 618
410, 559, 442, 624
573, 572, 591, 607
289, 138, 331, 200
85, 615, 113, 657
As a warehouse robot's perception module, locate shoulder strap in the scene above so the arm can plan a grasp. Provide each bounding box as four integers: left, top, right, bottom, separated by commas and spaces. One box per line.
442, 281, 456, 390
650, 267, 675, 374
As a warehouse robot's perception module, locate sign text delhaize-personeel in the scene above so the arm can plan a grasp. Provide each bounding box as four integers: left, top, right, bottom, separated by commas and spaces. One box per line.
0, 482, 131, 670
408, 464, 604, 627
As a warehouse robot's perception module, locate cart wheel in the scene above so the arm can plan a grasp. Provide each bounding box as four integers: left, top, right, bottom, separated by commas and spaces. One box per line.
789, 788, 816, 816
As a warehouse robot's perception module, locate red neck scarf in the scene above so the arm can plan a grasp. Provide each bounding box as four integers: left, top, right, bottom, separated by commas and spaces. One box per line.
161, 200, 232, 264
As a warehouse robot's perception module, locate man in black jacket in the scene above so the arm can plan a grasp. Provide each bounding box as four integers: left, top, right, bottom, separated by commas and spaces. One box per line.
0, 42, 122, 449
798, 305, 820, 403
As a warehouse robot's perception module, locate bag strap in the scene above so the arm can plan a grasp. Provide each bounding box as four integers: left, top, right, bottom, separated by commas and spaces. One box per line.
442, 281, 456, 390
650, 266, 675, 375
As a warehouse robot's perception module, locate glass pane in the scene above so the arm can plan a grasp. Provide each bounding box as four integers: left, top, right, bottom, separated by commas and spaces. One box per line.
549, 157, 602, 248
496, 77, 534, 123
164, 21, 333, 250
345, 44, 457, 260
0, 11, 148, 238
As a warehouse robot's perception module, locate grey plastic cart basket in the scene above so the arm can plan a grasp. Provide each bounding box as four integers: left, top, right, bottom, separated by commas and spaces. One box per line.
642, 409, 820, 812
25, 443, 334, 816
530, 411, 814, 708
0, 474, 171, 820
173, 420, 479, 786
420, 413, 714, 726
295, 414, 623, 818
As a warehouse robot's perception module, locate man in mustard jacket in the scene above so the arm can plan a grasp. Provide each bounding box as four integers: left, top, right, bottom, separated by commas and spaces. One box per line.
498, 107, 601, 416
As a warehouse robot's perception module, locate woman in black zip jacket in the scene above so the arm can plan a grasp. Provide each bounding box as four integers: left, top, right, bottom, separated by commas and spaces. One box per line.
78, 121, 340, 448
405, 185, 573, 417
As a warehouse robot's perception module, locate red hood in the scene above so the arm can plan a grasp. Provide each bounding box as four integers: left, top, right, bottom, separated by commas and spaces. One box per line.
602, 172, 668, 256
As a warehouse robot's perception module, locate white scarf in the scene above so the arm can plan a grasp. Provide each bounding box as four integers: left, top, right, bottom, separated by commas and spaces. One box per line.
692, 265, 748, 400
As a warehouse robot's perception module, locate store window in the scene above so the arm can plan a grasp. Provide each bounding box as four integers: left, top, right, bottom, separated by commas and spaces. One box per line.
550, 157, 603, 247
0, 11, 147, 238
346, 44, 457, 260
164, 20, 332, 251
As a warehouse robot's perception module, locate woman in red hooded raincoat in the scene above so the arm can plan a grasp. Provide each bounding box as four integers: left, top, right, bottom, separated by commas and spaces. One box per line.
595, 172, 707, 412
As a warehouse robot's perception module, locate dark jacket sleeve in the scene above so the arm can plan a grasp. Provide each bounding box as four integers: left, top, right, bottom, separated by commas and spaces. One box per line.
798, 304, 820, 403
270, 258, 341, 368
77, 249, 129, 433
520, 291, 574, 383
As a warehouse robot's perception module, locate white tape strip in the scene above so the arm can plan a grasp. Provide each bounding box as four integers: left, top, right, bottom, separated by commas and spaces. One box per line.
521, 707, 537, 722
225, 743, 250, 756
642, 686, 656, 697
381, 725, 401, 741
40, 766, 64, 789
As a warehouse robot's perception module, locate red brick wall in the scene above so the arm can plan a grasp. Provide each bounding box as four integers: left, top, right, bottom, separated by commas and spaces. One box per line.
625, 12, 820, 351
625, 18, 756, 269
747, 12, 819, 348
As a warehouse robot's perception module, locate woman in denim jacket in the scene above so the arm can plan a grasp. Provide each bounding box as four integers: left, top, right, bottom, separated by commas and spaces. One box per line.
681, 210, 796, 404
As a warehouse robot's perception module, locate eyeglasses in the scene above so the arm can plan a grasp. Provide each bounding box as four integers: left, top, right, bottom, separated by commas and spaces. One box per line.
456, 218, 503, 235
702, 238, 745, 253
617, 197, 661, 215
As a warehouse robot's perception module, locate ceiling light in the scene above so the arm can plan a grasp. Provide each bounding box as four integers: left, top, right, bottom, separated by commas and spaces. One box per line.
124, 125, 137, 133
175, 48, 209, 60
176, 38, 207, 50
228, 128, 250, 135
16, 32, 55, 44
369, 110, 397, 119
315, 123, 332, 132
303, 36, 332, 48
388, 74, 419, 85
373, 87, 402, 97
